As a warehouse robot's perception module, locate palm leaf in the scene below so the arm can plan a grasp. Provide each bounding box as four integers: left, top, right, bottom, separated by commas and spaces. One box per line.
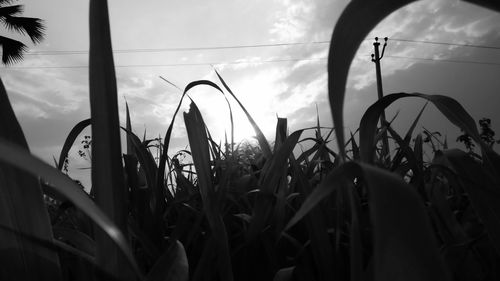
0, 35, 26, 64
0, 5, 22, 17
3, 16, 44, 43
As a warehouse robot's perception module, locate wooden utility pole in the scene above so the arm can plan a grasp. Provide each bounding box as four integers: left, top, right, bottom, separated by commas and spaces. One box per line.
371, 37, 390, 162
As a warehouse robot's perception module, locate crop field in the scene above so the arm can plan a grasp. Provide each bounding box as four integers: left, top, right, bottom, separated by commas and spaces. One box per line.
1, 1, 500, 281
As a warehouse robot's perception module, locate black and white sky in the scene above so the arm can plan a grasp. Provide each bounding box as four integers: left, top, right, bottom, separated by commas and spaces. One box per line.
1, 0, 500, 185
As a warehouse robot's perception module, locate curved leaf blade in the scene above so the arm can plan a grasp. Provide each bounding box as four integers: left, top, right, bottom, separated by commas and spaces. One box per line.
360, 93, 482, 163
0, 78, 62, 280
0, 139, 144, 279
58, 118, 91, 171
147, 240, 188, 281
285, 162, 449, 281
328, 0, 414, 160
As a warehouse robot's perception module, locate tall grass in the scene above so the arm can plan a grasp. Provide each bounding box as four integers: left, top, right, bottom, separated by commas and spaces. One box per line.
0, 0, 499, 281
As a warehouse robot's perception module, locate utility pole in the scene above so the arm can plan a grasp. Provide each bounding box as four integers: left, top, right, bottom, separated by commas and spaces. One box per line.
371, 37, 390, 163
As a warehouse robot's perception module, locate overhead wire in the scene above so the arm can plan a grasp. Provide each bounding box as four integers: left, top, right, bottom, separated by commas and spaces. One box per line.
2, 38, 500, 69
19, 38, 500, 56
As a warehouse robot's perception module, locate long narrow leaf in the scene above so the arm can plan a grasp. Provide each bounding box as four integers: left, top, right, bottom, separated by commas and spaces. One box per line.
89, 1, 130, 279
285, 162, 449, 281
328, 0, 414, 161
360, 93, 481, 163
147, 240, 188, 281
247, 130, 303, 240
157, 80, 225, 207
184, 102, 233, 281
0, 139, 143, 279
58, 118, 91, 171
0, 78, 62, 280
214, 69, 272, 158
434, 149, 500, 255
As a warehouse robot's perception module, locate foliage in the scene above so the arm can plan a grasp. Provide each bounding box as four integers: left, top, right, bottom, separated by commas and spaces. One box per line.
0, 0, 45, 65
0, 1, 500, 281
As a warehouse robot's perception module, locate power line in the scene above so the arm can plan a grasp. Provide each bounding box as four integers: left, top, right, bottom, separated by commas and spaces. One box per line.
2, 54, 500, 70
0, 57, 327, 69
23, 41, 331, 56
389, 38, 500, 51
385, 55, 500, 66
21, 38, 500, 56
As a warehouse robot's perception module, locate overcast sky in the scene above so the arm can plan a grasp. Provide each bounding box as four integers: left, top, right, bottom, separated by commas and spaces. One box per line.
1, 0, 500, 185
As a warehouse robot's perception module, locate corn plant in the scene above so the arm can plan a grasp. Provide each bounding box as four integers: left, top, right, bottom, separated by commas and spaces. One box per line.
1, 0, 500, 281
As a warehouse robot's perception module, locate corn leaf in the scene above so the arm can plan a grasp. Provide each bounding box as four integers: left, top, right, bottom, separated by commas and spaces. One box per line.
184, 102, 233, 281
214, 69, 272, 158
272, 267, 294, 281
52, 227, 96, 257
434, 149, 500, 255
289, 158, 334, 281
147, 240, 188, 281
247, 130, 303, 240
0, 78, 62, 280
285, 162, 449, 281
126, 102, 134, 155
0, 139, 143, 279
57, 118, 91, 171
328, 0, 499, 161
89, 1, 132, 279
360, 93, 481, 163
157, 80, 224, 206
328, 0, 414, 161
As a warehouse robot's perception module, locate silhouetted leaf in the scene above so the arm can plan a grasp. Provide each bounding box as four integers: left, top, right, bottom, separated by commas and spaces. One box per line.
58, 118, 91, 171
434, 149, 500, 255
184, 102, 233, 281
147, 240, 188, 281
285, 162, 449, 281
0, 78, 62, 281
214, 69, 272, 158
0, 139, 143, 279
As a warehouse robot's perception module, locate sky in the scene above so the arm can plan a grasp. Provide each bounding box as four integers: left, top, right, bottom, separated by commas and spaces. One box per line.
1, 0, 500, 186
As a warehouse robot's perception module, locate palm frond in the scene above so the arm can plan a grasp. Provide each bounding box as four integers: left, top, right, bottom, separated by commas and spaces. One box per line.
0, 35, 26, 64
0, 4, 23, 17
3, 16, 45, 43
0, 0, 15, 6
